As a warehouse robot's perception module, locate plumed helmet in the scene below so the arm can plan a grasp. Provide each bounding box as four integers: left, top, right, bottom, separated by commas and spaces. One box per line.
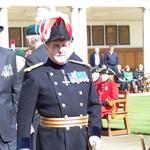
39, 13, 72, 43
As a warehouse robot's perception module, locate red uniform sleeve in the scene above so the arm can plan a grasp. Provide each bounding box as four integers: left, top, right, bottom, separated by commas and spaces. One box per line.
107, 80, 119, 101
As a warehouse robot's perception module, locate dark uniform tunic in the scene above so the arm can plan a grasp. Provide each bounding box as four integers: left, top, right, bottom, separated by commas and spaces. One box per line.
17, 59, 101, 150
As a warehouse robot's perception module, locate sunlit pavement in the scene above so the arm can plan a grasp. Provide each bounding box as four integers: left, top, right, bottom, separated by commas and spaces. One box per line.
101, 134, 150, 150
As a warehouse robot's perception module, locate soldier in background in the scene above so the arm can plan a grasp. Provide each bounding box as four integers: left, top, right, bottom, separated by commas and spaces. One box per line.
24, 23, 48, 150
17, 13, 101, 150
0, 25, 20, 150
25, 24, 48, 67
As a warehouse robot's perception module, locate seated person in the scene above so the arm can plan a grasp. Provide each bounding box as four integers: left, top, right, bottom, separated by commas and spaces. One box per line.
123, 65, 135, 93
115, 64, 128, 91
133, 64, 144, 92
92, 68, 119, 118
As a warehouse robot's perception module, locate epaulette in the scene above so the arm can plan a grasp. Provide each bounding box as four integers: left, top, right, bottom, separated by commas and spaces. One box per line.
69, 59, 92, 68
24, 62, 44, 72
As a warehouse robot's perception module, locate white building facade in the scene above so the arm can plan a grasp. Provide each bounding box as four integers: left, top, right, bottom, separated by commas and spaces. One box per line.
0, 0, 150, 73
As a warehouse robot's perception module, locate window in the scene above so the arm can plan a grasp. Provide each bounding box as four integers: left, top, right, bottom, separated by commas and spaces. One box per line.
23, 27, 28, 47
105, 25, 117, 45
92, 26, 104, 45
9, 27, 22, 47
118, 25, 130, 45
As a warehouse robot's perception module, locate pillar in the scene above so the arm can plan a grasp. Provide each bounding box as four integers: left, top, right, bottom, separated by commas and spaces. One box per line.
0, 7, 9, 48
71, 7, 88, 63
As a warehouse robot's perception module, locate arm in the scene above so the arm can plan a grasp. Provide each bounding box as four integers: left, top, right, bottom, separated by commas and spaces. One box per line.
103, 53, 108, 66
11, 53, 21, 113
87, 69, 102, 149
100, 54, 103, 67
17, 73, 39, 150
115, 52, 119, 65
110, 81, 119, 100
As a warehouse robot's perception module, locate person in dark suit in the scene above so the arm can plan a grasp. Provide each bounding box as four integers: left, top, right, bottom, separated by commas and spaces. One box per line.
17, 13, 101, 150
104, 45, 118, 73
115, 64, 128, 91
90, 47, 103, 68
0, 25, 20, 150
133, 64, 144, 92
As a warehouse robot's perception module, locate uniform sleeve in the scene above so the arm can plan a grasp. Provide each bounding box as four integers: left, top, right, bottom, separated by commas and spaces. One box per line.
87, 69, 102, 137
109, 80, 119, 100
115, 52, 119, 65
103, 53, 108, 66
17, 73, 39, 149
25, 57, 33, 67
12, 53, 21, 113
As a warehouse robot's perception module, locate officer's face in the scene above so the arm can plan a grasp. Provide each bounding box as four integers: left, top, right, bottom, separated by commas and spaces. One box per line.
46, 40, 73, 65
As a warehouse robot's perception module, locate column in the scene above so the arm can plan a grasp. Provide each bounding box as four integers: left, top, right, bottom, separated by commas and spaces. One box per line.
71, 7, 80, 57
78, 8, 88, 63
0, 7, 9, 48
71, 7, 88, 63
143, 7, 150, 74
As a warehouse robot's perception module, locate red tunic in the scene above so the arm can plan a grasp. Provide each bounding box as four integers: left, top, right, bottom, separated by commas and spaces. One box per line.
94, 79, 119, 117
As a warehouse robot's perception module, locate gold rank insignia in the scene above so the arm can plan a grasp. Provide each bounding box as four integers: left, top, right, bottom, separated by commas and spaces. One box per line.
69, 59, 92, 68
24, 62, 44, 72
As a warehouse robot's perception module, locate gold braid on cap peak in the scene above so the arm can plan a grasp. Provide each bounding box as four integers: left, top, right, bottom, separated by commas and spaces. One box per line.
24, 62, 44, 72
69, 59, 91, 68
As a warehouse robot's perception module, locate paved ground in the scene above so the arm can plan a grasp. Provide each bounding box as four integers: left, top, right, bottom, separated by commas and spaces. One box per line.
101, 134, 150, 150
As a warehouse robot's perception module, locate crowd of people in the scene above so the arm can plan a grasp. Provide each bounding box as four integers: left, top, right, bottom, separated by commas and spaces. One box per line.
90, 47, 145, 93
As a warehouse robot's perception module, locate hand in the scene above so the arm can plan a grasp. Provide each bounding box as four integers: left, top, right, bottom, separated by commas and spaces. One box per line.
89, 136, 101, 150
30, 125, 35, 134
102, 99, 109, 106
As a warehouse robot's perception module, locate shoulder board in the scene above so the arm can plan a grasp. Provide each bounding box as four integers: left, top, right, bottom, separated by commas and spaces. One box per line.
24, 62, 44, 73
69, 59, 91, 68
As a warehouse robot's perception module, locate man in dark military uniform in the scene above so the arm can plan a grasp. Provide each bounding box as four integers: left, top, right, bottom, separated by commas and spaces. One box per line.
25, 23, 83, 150
17, 13, 101, 150
0, 25, 20, 150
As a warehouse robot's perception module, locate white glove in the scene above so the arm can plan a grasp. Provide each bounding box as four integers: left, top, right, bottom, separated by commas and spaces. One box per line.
30, 125, 35, 134
89, 136, 101, 150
